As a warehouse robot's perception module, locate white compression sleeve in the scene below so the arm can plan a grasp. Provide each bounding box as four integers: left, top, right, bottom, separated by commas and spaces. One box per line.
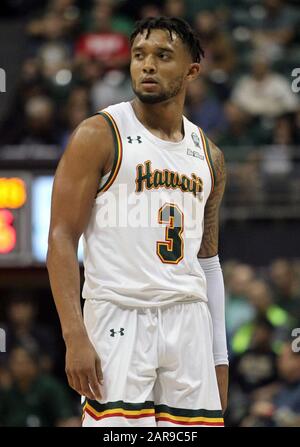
198, 255, 229, 366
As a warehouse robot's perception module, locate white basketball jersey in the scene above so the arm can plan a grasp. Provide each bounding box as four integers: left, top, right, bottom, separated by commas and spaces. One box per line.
82, 101, 215, 307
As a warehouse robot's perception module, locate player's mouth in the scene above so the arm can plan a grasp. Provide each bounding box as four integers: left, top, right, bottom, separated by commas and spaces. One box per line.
141, 78, 159, 87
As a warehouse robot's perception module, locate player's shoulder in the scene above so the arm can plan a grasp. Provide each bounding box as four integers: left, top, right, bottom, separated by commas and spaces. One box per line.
76, 114, 111, 136
100, 101, 129, 114
75, 101, 127, 133
206, 138, 226, 192
69, 112, 117, 151
97, 101, 130, 123
63, 114, 115, 165
207, 138, 225, 168
85, 101, 130, 135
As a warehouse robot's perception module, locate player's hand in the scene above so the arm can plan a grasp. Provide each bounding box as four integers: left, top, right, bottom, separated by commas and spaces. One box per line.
65, 336, 103, 401
215, 364, 228, 414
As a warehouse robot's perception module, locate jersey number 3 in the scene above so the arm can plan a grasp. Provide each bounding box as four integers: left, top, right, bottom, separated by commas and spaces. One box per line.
157, 203, 184, 264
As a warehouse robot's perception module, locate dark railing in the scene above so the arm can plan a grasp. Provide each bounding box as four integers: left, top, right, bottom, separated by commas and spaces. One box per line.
223, 145, 300, 220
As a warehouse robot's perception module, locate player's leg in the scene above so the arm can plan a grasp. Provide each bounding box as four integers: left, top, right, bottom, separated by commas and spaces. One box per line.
154, 301, 224, 427
82, 300, 158, 427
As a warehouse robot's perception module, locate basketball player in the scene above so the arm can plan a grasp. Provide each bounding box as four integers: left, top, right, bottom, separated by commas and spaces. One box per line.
47, 17, 228, 427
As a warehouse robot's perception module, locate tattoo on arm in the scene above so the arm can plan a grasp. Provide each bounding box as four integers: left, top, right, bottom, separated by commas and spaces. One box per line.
198, 141, 226, 258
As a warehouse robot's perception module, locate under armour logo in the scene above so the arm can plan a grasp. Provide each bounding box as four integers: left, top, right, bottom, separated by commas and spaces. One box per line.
127, 136, 142, 144
110, 328, 125, 337
187, 148, 204, 160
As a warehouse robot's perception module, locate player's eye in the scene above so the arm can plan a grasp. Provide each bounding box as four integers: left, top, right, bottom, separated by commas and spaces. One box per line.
134, 53, 143, 60
158, 53, 170, 60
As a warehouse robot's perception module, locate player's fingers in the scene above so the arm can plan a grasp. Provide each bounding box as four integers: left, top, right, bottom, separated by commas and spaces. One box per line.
89, 369, 102, 401
66, 371, 75, 390
71, 374, 82, 396
95, 357, 104, 385
67, 372, 82, 397
78, 373, 96, 401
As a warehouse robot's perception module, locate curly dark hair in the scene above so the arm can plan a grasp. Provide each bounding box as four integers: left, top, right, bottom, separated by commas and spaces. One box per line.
130, 16, 205, 63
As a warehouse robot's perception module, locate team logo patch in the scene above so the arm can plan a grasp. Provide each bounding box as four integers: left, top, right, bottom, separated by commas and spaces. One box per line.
191, 132, 201, 148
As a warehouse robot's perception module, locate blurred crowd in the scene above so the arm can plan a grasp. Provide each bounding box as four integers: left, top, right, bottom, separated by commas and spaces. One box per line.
225, 258, 300, 426
0, 258, 300, 426
0, 293, 81, 426
1, 0, 300, 153
0, 0, 300, 427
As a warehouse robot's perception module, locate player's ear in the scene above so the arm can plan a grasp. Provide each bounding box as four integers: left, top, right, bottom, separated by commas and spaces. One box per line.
186, 63, 201, 82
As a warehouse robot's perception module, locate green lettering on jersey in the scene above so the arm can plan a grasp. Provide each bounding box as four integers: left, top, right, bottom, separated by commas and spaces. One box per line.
135, 161, 203, 197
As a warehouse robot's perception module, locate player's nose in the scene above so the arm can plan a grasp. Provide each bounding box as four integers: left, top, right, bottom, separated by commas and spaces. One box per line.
142, 55, 157, 74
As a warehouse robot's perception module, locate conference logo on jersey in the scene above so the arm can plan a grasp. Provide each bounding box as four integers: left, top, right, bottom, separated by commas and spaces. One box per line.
187, 148, 204, 160
191, 132, 201, 148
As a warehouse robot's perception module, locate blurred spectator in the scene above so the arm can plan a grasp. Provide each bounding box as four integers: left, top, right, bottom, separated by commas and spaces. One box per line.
27, 0, 79, 41
232, 53, 299, 118
90, 69, 133, 112
0, 59, 50, 146
227, 151, 263, 207
25, 2, 76, 102
231, 280, 291, 355
217, 102, 256, 149
185, 0, 230, 22
60, 87, 92, 149
13, 95, 60, 147
37, 42, 72, 85
0, 366, 11, 390
231, 317, 279, 394
269, 259, 300, 318
0, 346, 79, 427
194, 10, 236, 88
225, 263, 255, 338
185, 77, 227, 140
66, 85, 91, 108
261, 115, 297, 204
83, 0, 134, 37
75, 58, 104, 88
20, 58, 45, 94
75, 0, 131, 71
138, 3, 162, 20
251, 0, 297, 60
1, 295, 58, 373
28, 11, 71, 42
295, 107, 300, 145
242, 343, 300, 427
247, 280, 288, 325
163, 0, 187, 19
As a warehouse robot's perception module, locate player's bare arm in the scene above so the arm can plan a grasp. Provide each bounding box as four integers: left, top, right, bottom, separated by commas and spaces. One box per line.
198, 141, 228, 413
198, 141, 226, 258
47, 115, 114, 401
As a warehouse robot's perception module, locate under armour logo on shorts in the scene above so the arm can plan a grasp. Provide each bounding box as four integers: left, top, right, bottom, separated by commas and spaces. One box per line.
110, 328, 125, 337
127, 136, 142, 144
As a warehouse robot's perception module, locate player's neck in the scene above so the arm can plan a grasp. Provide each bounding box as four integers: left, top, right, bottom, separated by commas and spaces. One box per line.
131, 98, 185, 142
